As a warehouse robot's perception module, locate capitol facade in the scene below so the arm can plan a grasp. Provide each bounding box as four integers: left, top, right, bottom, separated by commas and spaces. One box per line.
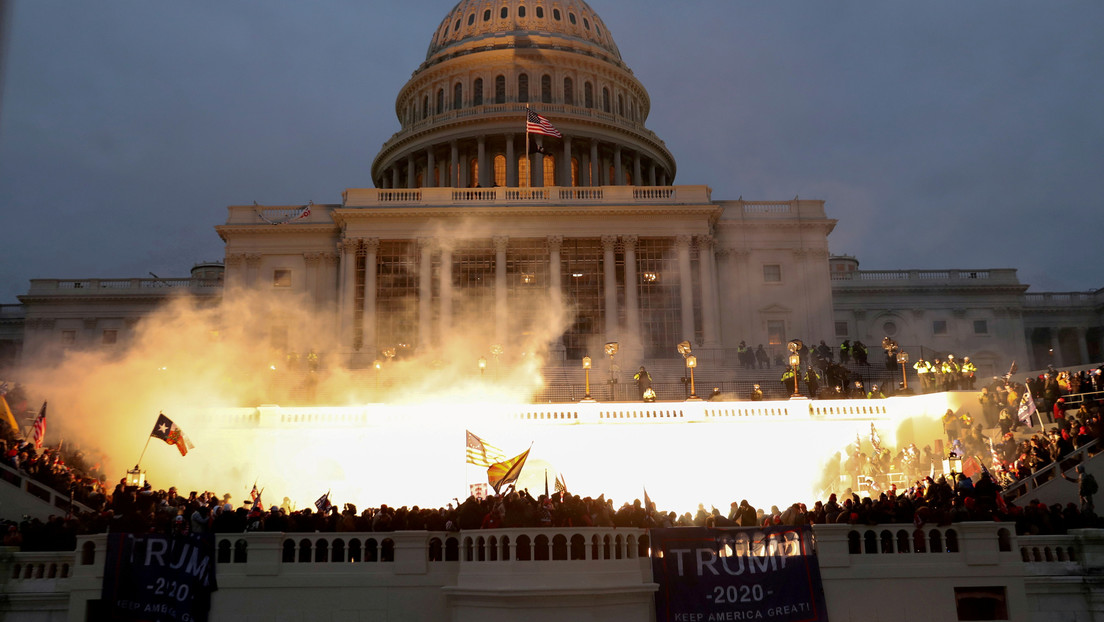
4, 0, 1101, 381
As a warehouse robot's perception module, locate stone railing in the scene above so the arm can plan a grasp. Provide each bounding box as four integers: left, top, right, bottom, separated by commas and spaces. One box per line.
1024, 291, 1101, 307
342, 185, 712, 208
25, 278, 222, 295
831, 269, 1020, 284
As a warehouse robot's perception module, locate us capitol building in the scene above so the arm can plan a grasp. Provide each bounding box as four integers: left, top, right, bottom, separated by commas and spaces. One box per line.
4, 0, 1102, 381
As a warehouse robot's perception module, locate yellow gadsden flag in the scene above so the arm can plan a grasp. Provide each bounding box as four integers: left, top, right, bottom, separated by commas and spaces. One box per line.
487, 447, 531, 495
0, 395, 19, 433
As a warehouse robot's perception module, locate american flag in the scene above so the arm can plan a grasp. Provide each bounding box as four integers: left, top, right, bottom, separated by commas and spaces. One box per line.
466, 430, 507, 467
526, 109, 562, 138
31, 402, 46, 449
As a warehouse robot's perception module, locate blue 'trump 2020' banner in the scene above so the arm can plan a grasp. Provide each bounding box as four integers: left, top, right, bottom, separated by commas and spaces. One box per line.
102, 532, 218, 622
651, 525, 829, 622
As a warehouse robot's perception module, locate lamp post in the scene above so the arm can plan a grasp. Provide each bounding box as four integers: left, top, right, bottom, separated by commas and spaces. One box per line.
897, 350, 910, 391
604, 342, 619, 393
686, 354, 700, 400
789, 354, 802, 398
581, 356, 595, 402
478, 356, 487, 377
126, 466, 145, 490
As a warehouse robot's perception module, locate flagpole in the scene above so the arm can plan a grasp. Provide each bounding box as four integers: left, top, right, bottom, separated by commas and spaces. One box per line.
524, 104, 530, 189
135, 435, 152, 470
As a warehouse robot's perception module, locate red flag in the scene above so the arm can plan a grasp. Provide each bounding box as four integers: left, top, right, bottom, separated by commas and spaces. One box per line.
150, 412, 194, 456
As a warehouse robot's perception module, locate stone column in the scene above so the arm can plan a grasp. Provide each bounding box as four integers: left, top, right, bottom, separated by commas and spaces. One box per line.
304, 252, 322, 311
602, 235, 619, 343
562, 136, 572, 187
698, 235, 720, 347
418, 238, 434, 351
590, 141, 599, 187
426, 148, 436, 188
245, 253, 262, 288
439, 241, 453, 340
614, 145, 623, 186
477, 136, 488, 187
361, 238, 379, 357
505, 134, 516, 187
533, 149, 544, 188
648, 163, 657, 186
339, 240, 359, 350
450, 140, 459, 188
632, 154, 642, 186
407, 153, 416, 188
1078, 327, 1091, 366
622, 235, 641, 351
494, 236, 509, 346
548, 235, 565, 358
676, 235, 695, 343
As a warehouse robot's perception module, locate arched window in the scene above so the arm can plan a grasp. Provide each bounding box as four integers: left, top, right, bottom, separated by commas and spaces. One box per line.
518, 155, 531, 187
518, 73, 529, 103
536, 6, 544, 18
602, 87, 611, 113
563, 77, 574, 105
518, 5, 526, 18
454, 19, 460, 32
493, 154, 506, 187
553, 8, 561, 20
473, 78, 483, 106
584, 82, 594, 108
422, 95, 429, 119
483, 9, 491, 21
436, 89, 444, 115
541, 74, 552, 103
583, 17, 590, 30
501, 6, 508, 19
495, 75, 506, 104
468, 13, 475, 26
568, 12, 577, 25
618, 94, 624, 116
453, 83, 463, 109
571, 157, 579, 187
469, 158, 479, 187
543, 154, 556, 186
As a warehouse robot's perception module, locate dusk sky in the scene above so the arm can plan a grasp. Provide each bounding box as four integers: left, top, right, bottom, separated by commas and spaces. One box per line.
1, 1, 1102, 304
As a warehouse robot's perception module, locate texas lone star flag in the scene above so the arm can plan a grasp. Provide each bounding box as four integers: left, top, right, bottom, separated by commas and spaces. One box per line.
150, 413, 194, 456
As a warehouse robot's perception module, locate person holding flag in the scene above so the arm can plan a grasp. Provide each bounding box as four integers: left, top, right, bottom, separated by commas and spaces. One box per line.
487, 446, 532, 495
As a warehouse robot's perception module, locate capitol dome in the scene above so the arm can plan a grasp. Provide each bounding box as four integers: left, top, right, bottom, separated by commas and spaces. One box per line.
371, 0, 676, 190
425, 0, 622, 64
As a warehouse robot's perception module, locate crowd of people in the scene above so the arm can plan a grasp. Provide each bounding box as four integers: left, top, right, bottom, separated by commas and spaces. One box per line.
3, 363, 1102, 554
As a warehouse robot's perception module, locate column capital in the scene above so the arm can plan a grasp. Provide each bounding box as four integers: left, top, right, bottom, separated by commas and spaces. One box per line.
363, 237, 380, 252
547, 235, 563, 253
675, 234, 693, 249
601, 235, 619, 252
493, 236, 510, 253
303, 252, 323, 266
696, 234, 715, 250
417, 237, 436, 252
621, 235, 638, 250
340, 239, 359, 253
324, 252, 340, 266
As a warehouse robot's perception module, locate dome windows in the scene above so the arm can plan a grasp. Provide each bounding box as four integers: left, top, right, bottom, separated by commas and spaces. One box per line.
518, 5, 526, 18
568, 12, 576, 25
518, 73, 529, 103
468, 13, 475, 26
553, 8, 561, 21
584, 82, 593, 108
563, 77, 574, 106
583, 17, 590, 30
473, 78, 484, 106
495, 75, 506, 104
536, 7, 544, 18
483, 9, 491, 22
501, 7, 508, 19
454, 18, 461, 32
453, 83, 463, 110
